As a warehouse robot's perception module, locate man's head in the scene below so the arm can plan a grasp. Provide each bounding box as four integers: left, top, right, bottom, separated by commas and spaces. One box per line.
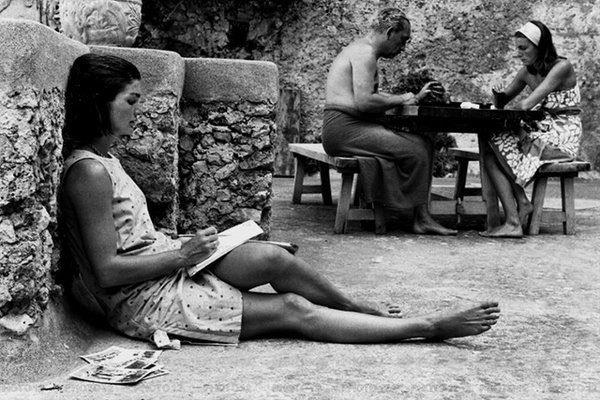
371, 8, 411, 58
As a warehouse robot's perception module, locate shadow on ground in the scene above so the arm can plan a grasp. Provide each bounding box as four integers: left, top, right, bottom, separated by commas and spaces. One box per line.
2, 176, 600, 399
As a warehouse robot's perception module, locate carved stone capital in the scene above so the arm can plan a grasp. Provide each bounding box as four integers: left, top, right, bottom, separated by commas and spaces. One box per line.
59, 0, 142, 46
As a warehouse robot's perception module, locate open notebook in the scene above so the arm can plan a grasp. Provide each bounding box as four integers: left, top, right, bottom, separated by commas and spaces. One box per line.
186, 220, 263, 276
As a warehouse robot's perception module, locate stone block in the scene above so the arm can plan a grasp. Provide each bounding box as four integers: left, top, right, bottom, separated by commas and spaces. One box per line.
179, 58, 278, 235
179, 99, 276, 235
90, 45, 186, 231
0, 18, 88, 92
183, 58, 279, 104
90, 45, 185, 96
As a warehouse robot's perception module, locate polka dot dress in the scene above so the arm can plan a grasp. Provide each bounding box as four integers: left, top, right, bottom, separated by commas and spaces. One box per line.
62, 150, 243, 344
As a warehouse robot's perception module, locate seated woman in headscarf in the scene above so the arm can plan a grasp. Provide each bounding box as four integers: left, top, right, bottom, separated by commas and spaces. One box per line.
59, 53, 500, 346
481, 20, 582, 238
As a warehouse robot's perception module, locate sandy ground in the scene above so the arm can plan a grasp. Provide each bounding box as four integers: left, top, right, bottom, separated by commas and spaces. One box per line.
1, 176, 600, 399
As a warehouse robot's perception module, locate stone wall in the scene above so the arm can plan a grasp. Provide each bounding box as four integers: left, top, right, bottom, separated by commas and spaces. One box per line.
0, 19, 88, 331
179, 58, 278, 235
137, 0, 600, 170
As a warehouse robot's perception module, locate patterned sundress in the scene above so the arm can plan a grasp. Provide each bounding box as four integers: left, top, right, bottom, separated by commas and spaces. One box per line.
489, 85, 582, 186
60, 150, 243, 344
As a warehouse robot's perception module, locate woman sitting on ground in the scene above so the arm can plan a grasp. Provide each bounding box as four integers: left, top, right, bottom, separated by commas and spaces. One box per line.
481, 20, 582, 238
59, 53, 500, 345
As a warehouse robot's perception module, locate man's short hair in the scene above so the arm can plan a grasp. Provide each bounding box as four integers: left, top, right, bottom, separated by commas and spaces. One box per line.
371, 8, 410, 33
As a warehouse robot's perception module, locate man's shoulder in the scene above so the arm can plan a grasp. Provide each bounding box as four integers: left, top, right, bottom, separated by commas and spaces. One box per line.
342, 40, 375, 58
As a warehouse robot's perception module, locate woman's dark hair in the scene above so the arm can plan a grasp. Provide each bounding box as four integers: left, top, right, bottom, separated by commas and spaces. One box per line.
63, 53, 141, 153
515, 20, 559, 77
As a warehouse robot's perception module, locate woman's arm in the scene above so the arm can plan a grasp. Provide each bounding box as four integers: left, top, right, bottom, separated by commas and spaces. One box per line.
516, 60, 575, 110
64, 159, 217, 288
492, 68, 528, 108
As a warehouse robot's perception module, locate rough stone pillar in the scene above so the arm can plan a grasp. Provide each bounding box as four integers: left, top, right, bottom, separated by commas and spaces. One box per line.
274, 88, 301, 177
180, 58, 279, 236
0, 19, 88, 332
90, 45, 185, 233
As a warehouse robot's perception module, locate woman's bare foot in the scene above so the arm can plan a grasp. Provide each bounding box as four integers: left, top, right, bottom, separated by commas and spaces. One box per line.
353, 300, 403, 318
425, 302, 501, 340
479, 222, 523, 238
413, 220, 458, 236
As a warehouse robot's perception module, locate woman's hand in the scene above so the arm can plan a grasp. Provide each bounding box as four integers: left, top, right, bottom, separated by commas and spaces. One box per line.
415, 81, 445, 103
178, 227, 219, 266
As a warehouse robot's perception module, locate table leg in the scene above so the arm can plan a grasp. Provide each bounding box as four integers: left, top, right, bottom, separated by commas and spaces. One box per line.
477, 132, 501, 229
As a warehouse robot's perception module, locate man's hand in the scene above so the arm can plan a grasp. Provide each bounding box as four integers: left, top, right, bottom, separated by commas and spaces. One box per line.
415, 81, 445, 103
178, 227, 219, 266
491, 84, 508, 109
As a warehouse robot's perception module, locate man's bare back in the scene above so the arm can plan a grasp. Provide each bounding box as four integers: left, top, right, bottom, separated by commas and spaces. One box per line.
325, 39, 379, 111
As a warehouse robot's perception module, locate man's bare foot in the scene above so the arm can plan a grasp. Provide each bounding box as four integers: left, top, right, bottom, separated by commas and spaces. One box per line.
518, 200, 534, 227
353, 300, 403, 318
413, 220, 458, 236
426, 301, 501, 340
479, 223, 523, 238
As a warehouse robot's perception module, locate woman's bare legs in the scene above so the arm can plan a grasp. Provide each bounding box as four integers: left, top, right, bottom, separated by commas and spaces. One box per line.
509, 180, 533, 227
240, 292, 500, 343
210, 242, 400, 316
480, 147, 523, 237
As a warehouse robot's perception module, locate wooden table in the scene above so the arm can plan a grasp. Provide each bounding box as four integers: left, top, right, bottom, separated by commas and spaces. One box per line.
378, 103, 544, 229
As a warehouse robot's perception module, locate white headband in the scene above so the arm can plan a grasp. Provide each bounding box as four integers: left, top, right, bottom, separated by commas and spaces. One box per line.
516, 22, 541, 46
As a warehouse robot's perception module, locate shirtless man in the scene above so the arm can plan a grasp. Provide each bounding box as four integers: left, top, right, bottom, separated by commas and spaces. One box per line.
323, 8, 456, 235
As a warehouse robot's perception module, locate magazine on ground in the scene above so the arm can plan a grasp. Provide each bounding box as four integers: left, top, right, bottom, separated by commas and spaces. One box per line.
186, 220, 264, 277
70, 346, 168, 385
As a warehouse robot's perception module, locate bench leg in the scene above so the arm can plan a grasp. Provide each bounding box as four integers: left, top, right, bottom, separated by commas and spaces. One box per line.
319, 163, 333, 205
528, 177, 548, 235
561, 176, 575, 235
454, 159, 469, 201
373, 205, 386, 234
292, 156, 307, 204
354, 174, 363, 206
334, 172, 354, 234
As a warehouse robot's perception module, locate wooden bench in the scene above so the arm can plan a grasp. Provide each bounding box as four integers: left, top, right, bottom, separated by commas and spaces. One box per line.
449, 147, 591, 234
289, 143, 386, 234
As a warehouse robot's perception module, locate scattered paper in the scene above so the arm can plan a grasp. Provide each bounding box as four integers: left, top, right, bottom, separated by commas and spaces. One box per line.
152, 330, 181, 350
460, 102, 480, 109
70, 364, 156, 385
187, 220, 263, 276
40, 383, 62, 391
71, 346, 169, 385
141, 367, 170, 380
81, 346, 162, 369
